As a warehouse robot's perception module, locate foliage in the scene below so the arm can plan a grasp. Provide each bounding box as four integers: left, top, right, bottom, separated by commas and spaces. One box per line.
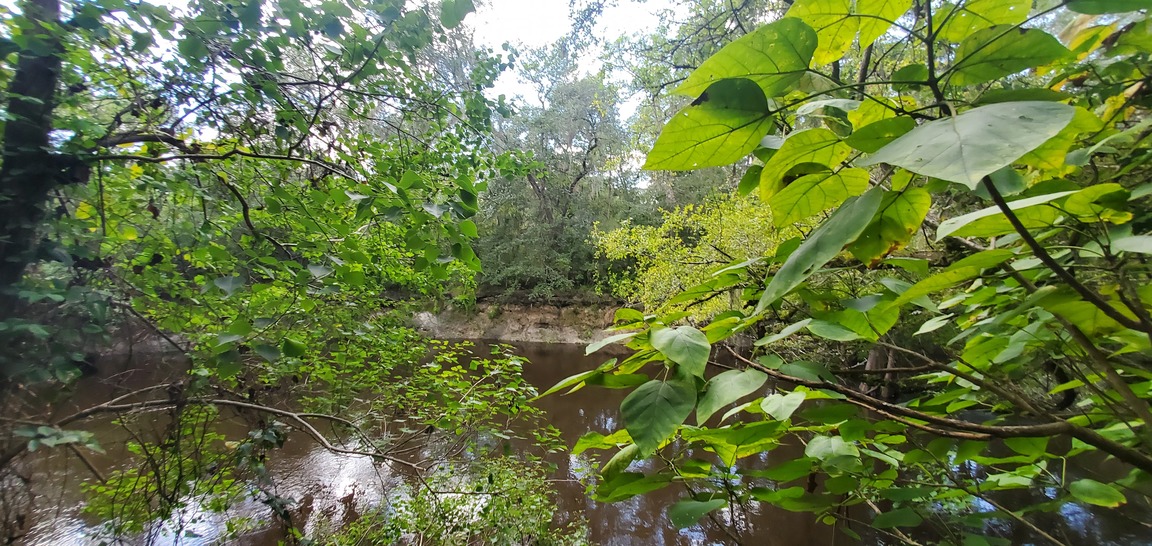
564, 0, 1152, 543
0, 0, 576, 541
81, 406, 250, 540
318, 457, 590, 545
475, 48, 646, 300
595, 191, 801, 319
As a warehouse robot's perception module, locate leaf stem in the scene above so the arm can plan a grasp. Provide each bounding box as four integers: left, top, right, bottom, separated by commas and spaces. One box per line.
980, 176, 1148, 335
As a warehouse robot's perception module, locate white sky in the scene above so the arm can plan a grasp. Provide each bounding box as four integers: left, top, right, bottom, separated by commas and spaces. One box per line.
470, 0, 670, 104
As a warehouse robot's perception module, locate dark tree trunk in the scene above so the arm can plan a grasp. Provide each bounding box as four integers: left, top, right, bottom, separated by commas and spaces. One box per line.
0, 0, 63, 319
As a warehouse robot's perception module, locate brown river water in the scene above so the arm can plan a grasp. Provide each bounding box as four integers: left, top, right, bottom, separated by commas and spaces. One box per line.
12, 341, 1152, 545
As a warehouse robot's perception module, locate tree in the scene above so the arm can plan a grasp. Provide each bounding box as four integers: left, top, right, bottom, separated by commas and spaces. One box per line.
475, 41, 640, 298
562, 1, 1152, 543
0, 0, 567, 542
594, 191, 801, 319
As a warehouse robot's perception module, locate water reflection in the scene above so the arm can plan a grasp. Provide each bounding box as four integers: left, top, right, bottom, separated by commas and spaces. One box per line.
13, 341, 1152, 545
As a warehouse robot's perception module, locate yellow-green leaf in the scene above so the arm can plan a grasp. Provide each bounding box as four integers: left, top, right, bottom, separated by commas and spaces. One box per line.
675, 18, 817, 98
645, 79, 773, 170
769, 168, 870, 227
935, 0, 1030, 44
850, 187, 931, 266
787, 0, 857, 66
948, 26, 1071, 87
759, 128, 853, 200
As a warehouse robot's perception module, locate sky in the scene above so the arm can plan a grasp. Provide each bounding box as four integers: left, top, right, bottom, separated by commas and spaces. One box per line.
470, 0, 671, 103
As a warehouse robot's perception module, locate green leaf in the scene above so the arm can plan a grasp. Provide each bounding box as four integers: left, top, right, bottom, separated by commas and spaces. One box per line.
573, 429, 631, 455
857, 0, 912, 47
683, 422, 785, 465
759, 129, 853, 200
439, 0, 474, 28
761, 391, 806, 421
769, 168, 870, 227
596, 471, 674, 502
458, 219, 478, 238
892, 249, 1016, 305
587, 332, 637, 355
914, 314, 953, 335
213, 276, 245, 296
675, 18, 817, 98
757, 319, 812, 345
668, 498, 727, 529
850, 187, 931, 266
281, 338, 307, 358
807, 320, 862, 341
786, 0, 857, 66
845, 117, 916, 153
535, 362, 615, 399
935, 191, 1077, 240
756, 188, 884, 313
645, 79, 773, 170
948, 27, 1070, 87
308, 264, 333, 278
217, 358, 242, 379
1004, 437, 1049, 458
621, 379, 697, 455
873, 507, 924, 528
859, 102, 1076, 190
697, 369, 768, 423
1113, 235, 1152, 255
805, 435, 859, 460
780, 361, 836, 382
739, 165, 764, 195
1068, 478, 1127, 507
651, 326, 711, 377
253, 343, 281, 362
1068, 0, 1152, 14
936, 0, 1030, 43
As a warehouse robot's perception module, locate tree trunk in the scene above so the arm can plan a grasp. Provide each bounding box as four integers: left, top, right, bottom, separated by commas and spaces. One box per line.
0, 0, 63, 320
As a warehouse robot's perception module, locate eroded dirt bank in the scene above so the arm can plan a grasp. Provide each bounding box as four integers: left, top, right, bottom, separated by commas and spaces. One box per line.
412, 302, 621, 345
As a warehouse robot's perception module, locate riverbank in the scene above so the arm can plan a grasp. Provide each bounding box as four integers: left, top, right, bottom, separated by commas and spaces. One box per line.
412, 302, 620, 346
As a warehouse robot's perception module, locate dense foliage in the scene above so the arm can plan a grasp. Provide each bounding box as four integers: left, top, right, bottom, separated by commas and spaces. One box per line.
0, 0, 572, 542
561, 0, 1152, 544
6, 0, 1152, 543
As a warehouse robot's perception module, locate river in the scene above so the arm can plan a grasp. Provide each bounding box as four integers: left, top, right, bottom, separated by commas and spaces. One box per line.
11, 341, 1152, 545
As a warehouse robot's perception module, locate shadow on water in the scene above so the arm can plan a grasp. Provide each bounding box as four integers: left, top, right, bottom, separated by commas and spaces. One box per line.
12, 340, 1152, 545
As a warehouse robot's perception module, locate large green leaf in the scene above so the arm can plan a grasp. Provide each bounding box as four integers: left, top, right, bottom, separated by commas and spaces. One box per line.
805, 435, 859, 460
645, 79, 773, 170
873, 508, 924, 528
683, 422, 785, 466
948, 27, 1070, 87
761, 391, 806, 421
786, 0, 857, 66
845, 117, 917, 153
935, 0, 1030, 43
769, 168, 870, 227
439, 0, 474, 28
850, 187, 931, 266
760, 128, 853, 200
891, 249, 1016, 306
696, 368, 769, 423
675, 18, 817, 98
596, 471, 674, 502
857, 0, 913, 46
1068, 478, 1128, 507
668, 498, 728, 529
858, 102, 1076, 190
651, 326, 712, 377
755, 188, 884, 313
621, 379, 697, 455
935, 190, 1077, 240
1068, 0, 1152, 14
